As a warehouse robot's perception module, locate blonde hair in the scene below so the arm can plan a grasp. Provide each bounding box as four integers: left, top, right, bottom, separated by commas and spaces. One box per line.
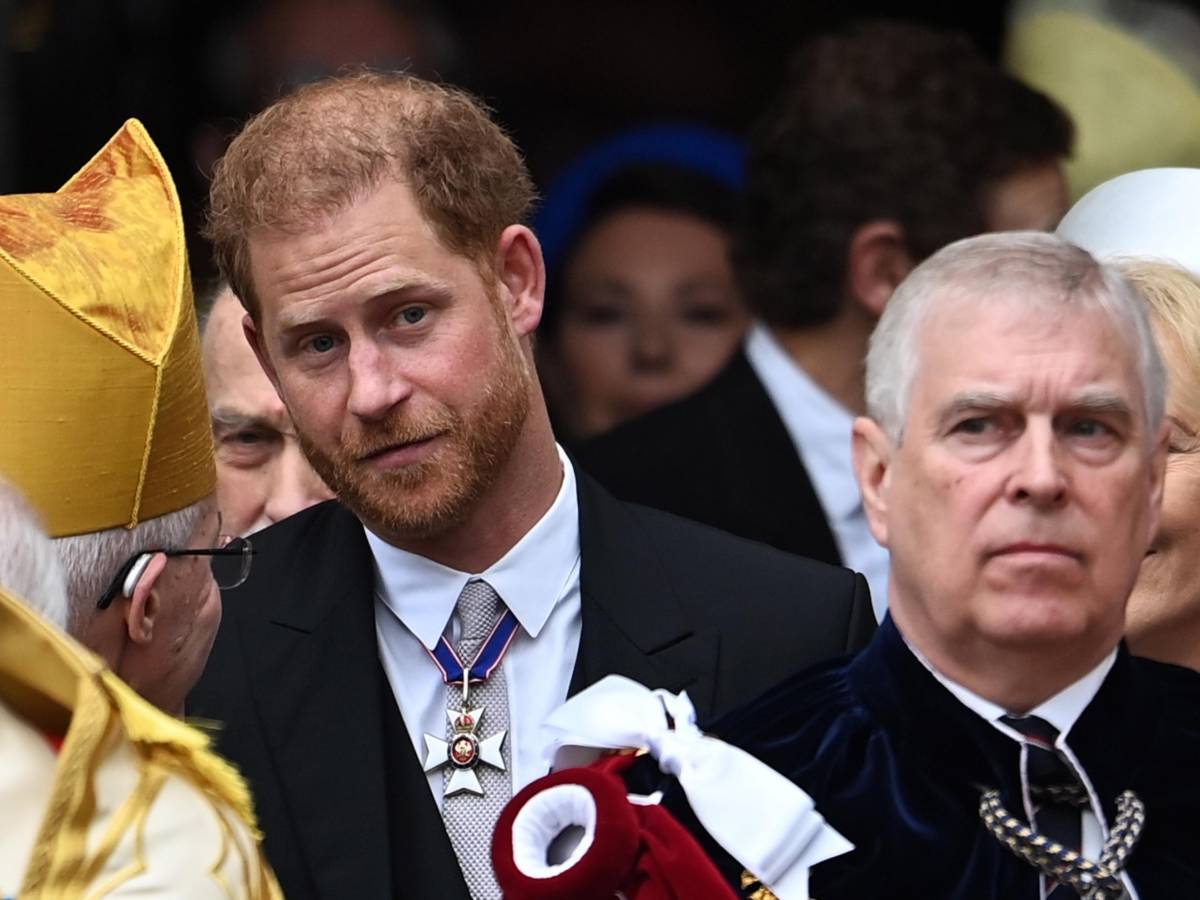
205, 70, 537, 321
1122, 260, 1200, 420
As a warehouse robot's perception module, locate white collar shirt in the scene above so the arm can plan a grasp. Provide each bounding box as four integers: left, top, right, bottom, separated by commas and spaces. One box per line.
906, 635, 1135, 899
744, 322, 889, 619
368, 445, 583, 806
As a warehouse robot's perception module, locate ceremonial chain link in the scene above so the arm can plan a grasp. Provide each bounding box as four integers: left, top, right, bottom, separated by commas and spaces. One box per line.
979, 785, 1144, 900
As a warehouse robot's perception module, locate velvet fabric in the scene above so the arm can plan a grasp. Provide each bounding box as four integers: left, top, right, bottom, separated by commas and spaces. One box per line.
651, 616, 1200, 899
494, 757, 736, 900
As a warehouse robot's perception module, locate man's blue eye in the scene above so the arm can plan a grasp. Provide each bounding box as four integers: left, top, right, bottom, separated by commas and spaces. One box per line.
310, 335, 336, 353
400, 307, 426, 325
1070, 419, 1108, 437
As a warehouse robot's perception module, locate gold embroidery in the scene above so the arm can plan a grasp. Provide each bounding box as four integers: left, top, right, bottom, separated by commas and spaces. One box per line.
740, 869, 781, 900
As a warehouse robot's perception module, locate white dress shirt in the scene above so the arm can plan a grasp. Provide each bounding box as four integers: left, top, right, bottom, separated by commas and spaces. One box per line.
368, 445, 583, 806
744, 322, 889, 619
908, 638, 1137, 900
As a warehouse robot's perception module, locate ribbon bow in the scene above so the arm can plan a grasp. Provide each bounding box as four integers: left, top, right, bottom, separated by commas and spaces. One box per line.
540, 675, 853, 900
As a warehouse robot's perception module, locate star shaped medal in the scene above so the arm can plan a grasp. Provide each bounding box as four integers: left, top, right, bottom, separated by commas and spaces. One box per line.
422, 672, 508, 796
421, 604, 519, 798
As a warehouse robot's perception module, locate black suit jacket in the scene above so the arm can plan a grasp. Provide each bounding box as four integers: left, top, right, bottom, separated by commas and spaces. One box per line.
189, 472, 874, 899
575, 349, 842, 566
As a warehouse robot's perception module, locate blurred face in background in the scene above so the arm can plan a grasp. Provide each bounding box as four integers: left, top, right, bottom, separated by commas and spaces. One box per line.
203, 288, 334, 536
550, 207, 749, 438
983, 160, 1070, 233
1127, 328, 1200, 667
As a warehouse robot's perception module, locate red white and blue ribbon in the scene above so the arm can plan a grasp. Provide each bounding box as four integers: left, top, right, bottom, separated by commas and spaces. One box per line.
426, 605, 520, 686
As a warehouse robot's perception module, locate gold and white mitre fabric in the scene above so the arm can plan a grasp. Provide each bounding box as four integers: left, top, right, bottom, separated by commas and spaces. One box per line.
0, 588, 280, 899
0, 118, 214, 538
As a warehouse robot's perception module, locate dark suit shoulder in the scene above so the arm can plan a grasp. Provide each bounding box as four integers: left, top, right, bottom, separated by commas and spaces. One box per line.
613, 498, 874, 667
235, 500, 365, 610
575, 354, 752, 492
618, 497, 856, 594
245, 499, 355, 566
573, 352, 844, 564
1126, 653, 1200, 747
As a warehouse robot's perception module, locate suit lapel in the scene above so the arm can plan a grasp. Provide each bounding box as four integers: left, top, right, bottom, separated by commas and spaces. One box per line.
240, 504, 465, 899
569, 472, 720, 717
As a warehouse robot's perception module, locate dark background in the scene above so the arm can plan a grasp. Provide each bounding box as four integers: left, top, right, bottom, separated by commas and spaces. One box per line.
1, 0, 1011, 286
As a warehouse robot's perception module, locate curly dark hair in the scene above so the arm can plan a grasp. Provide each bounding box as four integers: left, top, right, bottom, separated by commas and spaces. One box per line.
737, 20, 1075, 329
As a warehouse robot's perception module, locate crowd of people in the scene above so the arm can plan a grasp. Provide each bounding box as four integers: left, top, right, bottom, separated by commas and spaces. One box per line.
2, 13, 1200, 900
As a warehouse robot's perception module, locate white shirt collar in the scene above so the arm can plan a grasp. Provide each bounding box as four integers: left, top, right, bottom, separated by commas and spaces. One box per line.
904, 629, 1117, 743
365, 445, 581, 649
743, 322, 861, 522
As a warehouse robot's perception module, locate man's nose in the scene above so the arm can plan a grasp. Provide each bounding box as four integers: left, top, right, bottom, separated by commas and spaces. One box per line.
1008, 423, 1068, 508
264, 444, 336, 525
346, 342, 412, 421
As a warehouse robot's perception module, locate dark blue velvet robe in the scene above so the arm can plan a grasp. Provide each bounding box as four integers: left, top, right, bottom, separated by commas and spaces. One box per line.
648, 617, 1200, 899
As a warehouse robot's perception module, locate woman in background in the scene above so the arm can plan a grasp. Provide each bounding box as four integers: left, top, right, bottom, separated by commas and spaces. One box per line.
1057, 166, 1200, 671
536, 127, 750, 441
1123, 260, 1200, 670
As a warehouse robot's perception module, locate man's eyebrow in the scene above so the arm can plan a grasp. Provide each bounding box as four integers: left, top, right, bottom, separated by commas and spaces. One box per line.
1063, 389, 1134, 418
935, 389, 1136, 424
936, 391, 1013, 423
211, 407, 279, 434
275, 279, 454, 332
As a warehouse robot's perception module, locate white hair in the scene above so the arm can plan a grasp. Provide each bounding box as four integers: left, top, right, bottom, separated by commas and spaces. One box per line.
866, 231, 1168, 443
53, 499, 210, 636
0, 478, 70, 629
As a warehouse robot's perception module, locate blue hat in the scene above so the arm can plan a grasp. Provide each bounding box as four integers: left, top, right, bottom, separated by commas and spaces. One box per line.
534, 124, 745, 276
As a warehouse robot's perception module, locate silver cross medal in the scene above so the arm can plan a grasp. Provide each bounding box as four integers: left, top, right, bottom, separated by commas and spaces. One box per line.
422, 671, 507, 796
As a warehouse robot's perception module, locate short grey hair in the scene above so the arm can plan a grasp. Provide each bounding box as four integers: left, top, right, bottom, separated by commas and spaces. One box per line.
53, 498, 210, 636
0, 478, 70, 629
866, 231, 1167, 443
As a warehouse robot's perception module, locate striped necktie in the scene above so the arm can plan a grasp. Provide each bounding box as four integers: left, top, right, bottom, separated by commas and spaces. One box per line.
1001, 715, 1082, 898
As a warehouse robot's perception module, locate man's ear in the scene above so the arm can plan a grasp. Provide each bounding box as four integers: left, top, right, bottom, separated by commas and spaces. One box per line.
243, 314, 283, 395
846, 220, 913, 319
852, 416, 895, 549
126, 552, 168, 645
494, 224, 545, 339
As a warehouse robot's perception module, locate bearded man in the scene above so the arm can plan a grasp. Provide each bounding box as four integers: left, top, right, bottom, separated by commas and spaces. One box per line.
188, 72, 875, 900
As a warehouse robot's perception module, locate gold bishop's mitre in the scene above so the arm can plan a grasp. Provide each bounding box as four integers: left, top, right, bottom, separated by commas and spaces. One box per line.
0, 119, 215, 537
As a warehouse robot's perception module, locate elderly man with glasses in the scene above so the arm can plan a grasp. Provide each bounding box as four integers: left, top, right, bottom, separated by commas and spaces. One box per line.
0, 119, 251, 716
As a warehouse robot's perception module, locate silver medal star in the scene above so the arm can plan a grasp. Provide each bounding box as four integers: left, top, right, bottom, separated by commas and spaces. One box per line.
422, 705, 507, 796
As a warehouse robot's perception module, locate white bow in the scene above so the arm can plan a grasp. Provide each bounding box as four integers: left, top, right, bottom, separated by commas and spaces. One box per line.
541, 675, 853, 900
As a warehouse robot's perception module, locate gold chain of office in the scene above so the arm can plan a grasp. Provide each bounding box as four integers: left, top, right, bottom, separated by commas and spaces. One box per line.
979, 784, 1144, 900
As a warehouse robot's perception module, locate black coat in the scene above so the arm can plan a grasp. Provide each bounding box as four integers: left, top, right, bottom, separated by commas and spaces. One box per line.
651, 616, 1200, 899
576, 350, 842, 566
188, 472, 874, 899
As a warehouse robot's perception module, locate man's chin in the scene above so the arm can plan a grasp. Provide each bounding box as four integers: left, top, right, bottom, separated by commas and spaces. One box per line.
979, 597, 1102, 647
343, 473, 477, 543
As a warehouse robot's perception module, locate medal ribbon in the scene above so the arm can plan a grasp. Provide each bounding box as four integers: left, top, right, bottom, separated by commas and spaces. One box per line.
427, 603, 520, 686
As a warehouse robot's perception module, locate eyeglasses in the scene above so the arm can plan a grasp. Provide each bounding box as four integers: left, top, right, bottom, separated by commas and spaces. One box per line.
96, 535, 255, 610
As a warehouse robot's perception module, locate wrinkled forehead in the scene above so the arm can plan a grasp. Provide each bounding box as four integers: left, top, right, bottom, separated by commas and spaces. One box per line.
911, 295, 1144, 407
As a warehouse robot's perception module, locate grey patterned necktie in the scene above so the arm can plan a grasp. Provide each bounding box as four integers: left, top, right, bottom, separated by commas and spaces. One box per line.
442, 579, 511, 899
